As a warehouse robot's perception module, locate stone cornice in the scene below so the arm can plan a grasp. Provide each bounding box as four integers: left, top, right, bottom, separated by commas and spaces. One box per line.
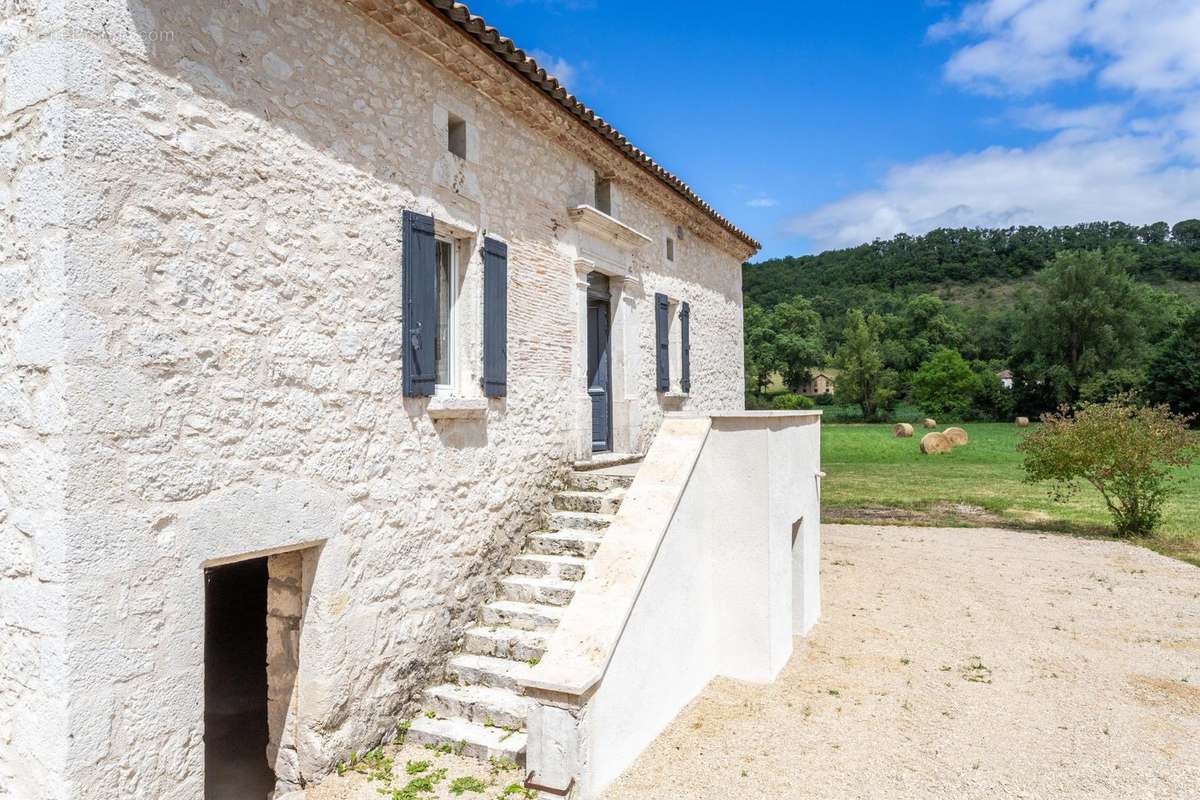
566, 205, 653, 250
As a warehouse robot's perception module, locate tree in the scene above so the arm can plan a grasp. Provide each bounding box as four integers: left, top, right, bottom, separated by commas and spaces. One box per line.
743, 303, 776, 394
770, 297, 824, 391
895, 294, 965, 372
1141, 221, 1170, 245
969, 360, 1015, 421
910, 349, 977, 420
1146, 307, 1200, 420
1018, 396, 1196, 537
1012, 249, 1148, 403
833, 310, 896, 420
1172, 219, 1200, 247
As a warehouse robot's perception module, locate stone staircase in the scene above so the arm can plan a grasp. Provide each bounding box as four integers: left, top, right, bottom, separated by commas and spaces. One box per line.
405, 462, 638, 764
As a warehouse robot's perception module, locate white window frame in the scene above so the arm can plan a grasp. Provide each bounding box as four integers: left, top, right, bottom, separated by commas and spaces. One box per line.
434, 235, 460, 397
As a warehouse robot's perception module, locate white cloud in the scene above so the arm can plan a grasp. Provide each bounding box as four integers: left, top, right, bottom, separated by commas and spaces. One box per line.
792, 130, 1200, 249
789, 0, 1200, 251
747, 196, 778, 208
1013, 102, 1127, 133
527, 49, 577, 87
937, 0, 1200, 95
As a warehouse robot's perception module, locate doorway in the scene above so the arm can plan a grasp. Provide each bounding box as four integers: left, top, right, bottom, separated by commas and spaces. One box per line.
587, 272, 613, 453
205, 557, 274, 800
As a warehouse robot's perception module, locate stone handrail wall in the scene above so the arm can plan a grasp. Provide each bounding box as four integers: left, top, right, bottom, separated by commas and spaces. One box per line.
520, 411, 823, 797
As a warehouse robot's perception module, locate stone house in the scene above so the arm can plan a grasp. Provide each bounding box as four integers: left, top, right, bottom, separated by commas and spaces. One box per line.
1, 2, 822, 799
798, 369, 837, 398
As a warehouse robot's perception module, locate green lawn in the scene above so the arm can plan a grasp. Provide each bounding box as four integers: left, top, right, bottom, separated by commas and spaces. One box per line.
821, 422, 1200, 566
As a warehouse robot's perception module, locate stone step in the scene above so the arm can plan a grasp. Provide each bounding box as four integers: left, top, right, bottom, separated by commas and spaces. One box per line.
499, 575, 576, 606
526, 530, 604, 558
567, 470, 635, 492
552, 489, 623, 514
423, 683, 531, 730
547, 510, 614, 531
406, 715, 526, 764
511, 553, 588, 582
572, 453, 642, 471
463, 626, 548, 662
481, 599, 563, 631
447, 653, 533, 691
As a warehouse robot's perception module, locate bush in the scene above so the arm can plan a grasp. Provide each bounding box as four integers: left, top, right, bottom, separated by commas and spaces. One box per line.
814, 392, 835, 406
1018, 396, 1196, 537
1079, 368, 1145, 404
911, 348, 977, 420
771, 393, 815, 411
744, 392, 772, 411
969, 362, 1015, 421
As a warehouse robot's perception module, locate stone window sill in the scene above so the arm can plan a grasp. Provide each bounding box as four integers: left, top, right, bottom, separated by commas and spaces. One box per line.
660, 391, 689, 401
427, 397, 488, 420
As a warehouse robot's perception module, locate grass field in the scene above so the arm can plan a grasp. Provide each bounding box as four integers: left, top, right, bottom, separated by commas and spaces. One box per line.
821, 422, 1200, 566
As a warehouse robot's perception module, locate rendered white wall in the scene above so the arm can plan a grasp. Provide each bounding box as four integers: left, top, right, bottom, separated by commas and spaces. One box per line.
523, 413, 822, 799
585, 414, 821, 796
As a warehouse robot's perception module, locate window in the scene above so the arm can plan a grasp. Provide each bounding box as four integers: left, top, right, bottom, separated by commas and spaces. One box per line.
666, 236, 675, 262
434, 237, 458, 392
594, 174, 612, 215
654, 293, 691, 395
447, 113, 467, 159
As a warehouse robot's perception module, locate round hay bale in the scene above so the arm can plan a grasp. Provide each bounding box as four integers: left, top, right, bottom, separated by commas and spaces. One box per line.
943, 426, 968, 446
1015, 416, 1030, 427
893, 423, 914, 438
922, 418, 937, 429
920, 432, 953, 455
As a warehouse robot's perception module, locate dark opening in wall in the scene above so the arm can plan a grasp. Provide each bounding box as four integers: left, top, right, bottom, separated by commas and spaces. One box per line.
205, 557, 274, 800
594, 174, 612, 215
448, 113, 467, 159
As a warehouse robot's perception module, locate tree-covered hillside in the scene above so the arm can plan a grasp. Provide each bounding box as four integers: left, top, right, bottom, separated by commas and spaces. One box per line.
745, 220, 1200, 312
742, 220, 1200, 422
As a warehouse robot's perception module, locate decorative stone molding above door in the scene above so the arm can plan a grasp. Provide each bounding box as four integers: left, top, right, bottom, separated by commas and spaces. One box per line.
567, 205, 651, 460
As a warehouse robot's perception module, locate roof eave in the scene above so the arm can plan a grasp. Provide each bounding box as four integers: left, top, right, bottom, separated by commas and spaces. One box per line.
420, 0, 761, 254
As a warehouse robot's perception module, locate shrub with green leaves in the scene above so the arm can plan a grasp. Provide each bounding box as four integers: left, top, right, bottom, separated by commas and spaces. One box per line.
911, 348, 976, 420
448, 775, 487, 795
770, 393, 815, 411
1018, 396, 1196, 537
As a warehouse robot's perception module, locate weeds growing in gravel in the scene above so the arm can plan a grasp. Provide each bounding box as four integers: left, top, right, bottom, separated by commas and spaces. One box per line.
449, 776, 488, 795
962, 657, 993, 683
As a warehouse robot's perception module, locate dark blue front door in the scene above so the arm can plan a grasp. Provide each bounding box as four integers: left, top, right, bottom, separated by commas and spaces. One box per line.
587, 293, 612, 453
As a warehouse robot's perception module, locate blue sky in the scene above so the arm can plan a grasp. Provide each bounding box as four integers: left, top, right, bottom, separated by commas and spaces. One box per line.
463, 0, 1200, 260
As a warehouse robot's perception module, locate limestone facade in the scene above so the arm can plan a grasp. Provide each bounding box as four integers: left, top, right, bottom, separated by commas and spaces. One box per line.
0, 1, 756, 797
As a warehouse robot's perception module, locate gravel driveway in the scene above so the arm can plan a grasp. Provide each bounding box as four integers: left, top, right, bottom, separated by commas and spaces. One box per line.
603, 524, 1200, 800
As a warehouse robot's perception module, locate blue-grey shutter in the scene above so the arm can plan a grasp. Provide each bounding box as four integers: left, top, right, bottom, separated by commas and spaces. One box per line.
482, 237, 508, 397
680, 301, 691, 394
655, 292, 669, 392
402, 210, 437, 397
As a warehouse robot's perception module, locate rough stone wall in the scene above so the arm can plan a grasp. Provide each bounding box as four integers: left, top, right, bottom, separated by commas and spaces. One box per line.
4, 1, 750, 798
0, 3, 70, 798
266, 550, 305, 797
